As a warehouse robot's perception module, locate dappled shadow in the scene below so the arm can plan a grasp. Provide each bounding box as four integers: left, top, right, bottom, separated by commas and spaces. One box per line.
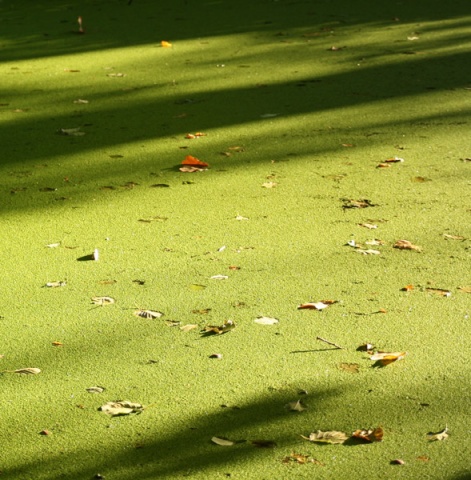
0, 0, 470, 214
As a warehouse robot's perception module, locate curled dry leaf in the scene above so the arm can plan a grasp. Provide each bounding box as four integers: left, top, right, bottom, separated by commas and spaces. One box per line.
298, 300, 336, 310
45, 281, 67, 288
91, 296, 115, 306
358, 223, 377, 229
254, 316, 279, 325
443, 233, 465, 241
393, 240, 421, 251
58, 127, 85, 136
285, 400, 307, 412
352, 427, 384, 442
370, 351, 406, 366
426, 288, 451, 297
209, 353, 223, 359
211, 436, 234, 446
52, 341, 63, 347
180, 324, 198, 332
458, 286, 471, 293
133, 309, 164, 319
427, 426, 449, 441
401, 284, 414, 291
99, 401, 144, 416
40, 430, 52, 436
302, 430, 349, 444
86, 386, 105, 394
180, 155, 209, 171
45, 242, 61, 248
161, 40, 172, 47
282, 453, 324, 465
342, 198, 377, 209
356, 249, 381, 255
262, 181, 277, 188
11, 368, 41, 374
202, 320, 235, 335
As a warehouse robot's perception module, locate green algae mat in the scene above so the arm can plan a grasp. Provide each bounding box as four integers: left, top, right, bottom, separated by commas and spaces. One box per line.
1, 0, 470, 478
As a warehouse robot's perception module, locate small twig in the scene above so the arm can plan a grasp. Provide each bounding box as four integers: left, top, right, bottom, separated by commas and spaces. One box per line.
316, 336, 344, 349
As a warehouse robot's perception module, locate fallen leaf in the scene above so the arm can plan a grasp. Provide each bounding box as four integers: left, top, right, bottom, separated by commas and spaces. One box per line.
401, 284, 414, 291
370, 351, 406, 366
132, 279, 145, 285
391, 459, 405, 465
166, 320, 181, 327
189, 284, 206, 291
262, 181, 277, 188
106, 73, 126, 77
181, 155, 209, 168
45, 242, 61, 248
458, 286, 471, 293
138, 216, 168, 223
52, 341, 63, 347
179, 166, 205, 173
356, 249, 381, 255
352, 427, 383, 442
442, 234, 465, 240
209, 353, 223, 359
180, 324, 198, 332
254, 316, 279, 325
285, 400, 307, 412
192, 308, 211, 314
150, 183, 170, 188
393, 239, 421, 251
99, 401, 144, 416
202, 320, 235, 335
342, 198, 377, 209
210, 274, 229, 280
185, 132, 206, 139
417, 455, 430, 462
412, 176, 431, 183
86, 386, 105, 394
58, 127, 85, 136
384, 157, 405, 163
426, 287, 451, 297
211, 436, 234, 446
365, 239, 385, 246
427, 426, 449, 441
73, 99, 89, 104
251, 439, 277, 448
99, 279, 117, 285
339, 363, 360, 374
161, 41, 172, 48
235, 215, 249, 220
260, 113, 279, 118
297, 300, 336, 310
228, 265, 240, 271
91, 296, 115, 306
358, 223, 377, 229
7, 368, 41, 375
44, 281, 67, 288
302, 430, 349, 444
39, 430, 52, 436
133, 309, 163, 319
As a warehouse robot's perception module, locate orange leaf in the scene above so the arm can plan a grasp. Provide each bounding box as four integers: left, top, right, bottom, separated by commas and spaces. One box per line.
52, 341, 63, 347
161, 41, 172, 48
401, 285, 414, 291
352, 427, 384, 442
182, 155, 209, 167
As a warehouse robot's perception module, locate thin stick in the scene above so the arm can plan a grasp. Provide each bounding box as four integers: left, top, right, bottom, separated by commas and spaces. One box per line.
316, 336, 344, 349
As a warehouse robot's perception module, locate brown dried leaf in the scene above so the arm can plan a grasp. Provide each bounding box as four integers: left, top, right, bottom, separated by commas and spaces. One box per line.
352, 427, 384, 442
443, 234, 465, 240
339, 363, 360, 374
342, 198, 377, 209
426, 288, 451, 297
393, 239, 421, 251
11, 368, 41, 374
458, 286, 471, 293
202, 320, 235, 335
298, 300, 336, 310
302, 430, 349, 444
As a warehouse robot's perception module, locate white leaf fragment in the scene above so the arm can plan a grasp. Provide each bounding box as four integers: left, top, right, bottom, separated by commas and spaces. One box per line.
133, 309, 164, 319
58, 127, 85, 136
210, 275, 228, 280
45, 281, 67, 288
45, 242, 61, 248
254, 316, 279, 325
99, 401, 144, 416
211, 436, 235, 446
427, 426, 449, 441
91, 296, 115, 306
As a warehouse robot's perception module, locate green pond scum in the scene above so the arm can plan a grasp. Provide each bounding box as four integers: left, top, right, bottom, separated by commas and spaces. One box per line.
0, 0, 470, 478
